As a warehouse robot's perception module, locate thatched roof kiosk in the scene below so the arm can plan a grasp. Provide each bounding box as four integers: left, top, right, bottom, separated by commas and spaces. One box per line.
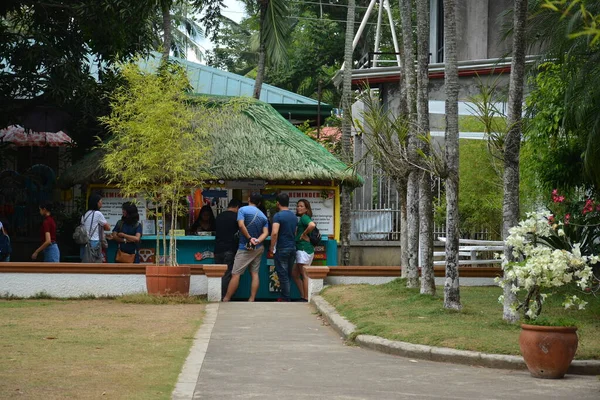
59, 97, 362, 188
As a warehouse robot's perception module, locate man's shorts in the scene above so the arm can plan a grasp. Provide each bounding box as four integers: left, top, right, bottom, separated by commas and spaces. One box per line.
232, 246, 264, 275
295, 250, 314, 266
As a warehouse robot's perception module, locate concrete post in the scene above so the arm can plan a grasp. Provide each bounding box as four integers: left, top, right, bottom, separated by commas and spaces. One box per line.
202, 265, 227, 302
303, 266, 330, 302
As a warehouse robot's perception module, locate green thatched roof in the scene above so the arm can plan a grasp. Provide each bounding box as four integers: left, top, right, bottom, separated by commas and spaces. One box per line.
58, 98, 362, 188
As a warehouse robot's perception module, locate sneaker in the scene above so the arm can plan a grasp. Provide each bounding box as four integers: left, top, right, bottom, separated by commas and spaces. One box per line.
276, 298, 289, 302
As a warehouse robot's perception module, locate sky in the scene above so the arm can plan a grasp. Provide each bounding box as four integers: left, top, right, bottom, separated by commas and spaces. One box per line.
190, 0, 246, 64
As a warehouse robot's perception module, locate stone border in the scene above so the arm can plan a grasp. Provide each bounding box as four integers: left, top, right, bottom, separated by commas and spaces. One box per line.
311, 295, 600, 375
172, 303, 219, 400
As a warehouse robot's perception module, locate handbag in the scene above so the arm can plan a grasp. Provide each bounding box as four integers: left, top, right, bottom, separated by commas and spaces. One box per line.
115, 248, 135, 263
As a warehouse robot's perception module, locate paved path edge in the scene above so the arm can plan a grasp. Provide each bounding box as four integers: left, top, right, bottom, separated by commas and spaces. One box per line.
172, 303, 219, 400
311, 295, 600, 376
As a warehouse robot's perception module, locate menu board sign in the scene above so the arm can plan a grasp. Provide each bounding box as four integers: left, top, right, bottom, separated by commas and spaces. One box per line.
99, 189, 147, 228
281, 189, 335, 236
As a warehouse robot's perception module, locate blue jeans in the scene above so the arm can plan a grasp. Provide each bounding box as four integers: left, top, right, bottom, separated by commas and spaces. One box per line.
44, 243, 60, 262
274, 247, 296, 301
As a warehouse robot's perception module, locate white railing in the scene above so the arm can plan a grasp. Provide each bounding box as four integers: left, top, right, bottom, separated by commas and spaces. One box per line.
434, 237, 503, 266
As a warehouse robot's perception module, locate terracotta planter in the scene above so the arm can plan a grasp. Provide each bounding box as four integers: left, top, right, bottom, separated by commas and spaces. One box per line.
519, 323, 578, 379
145, 265, 191, 296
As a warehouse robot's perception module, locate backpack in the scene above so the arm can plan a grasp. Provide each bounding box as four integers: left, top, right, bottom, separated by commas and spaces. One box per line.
0, 231, 11, 261
73, 211, 95, 245
309, 225, 322, 246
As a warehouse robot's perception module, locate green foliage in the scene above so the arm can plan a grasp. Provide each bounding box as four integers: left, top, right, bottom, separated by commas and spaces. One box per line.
458, 140, 503, 238
523, 62, 589, 193
542, 0, 600, 44
433, 140, 503, 238
530, 1, 600, 190
0, 1, 157, 150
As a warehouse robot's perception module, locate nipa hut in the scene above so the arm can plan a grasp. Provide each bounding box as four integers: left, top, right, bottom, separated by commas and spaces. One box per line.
59, 98, 362, 188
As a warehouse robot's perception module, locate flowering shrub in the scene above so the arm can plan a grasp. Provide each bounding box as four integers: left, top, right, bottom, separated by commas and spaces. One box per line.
497, 191, 600, 320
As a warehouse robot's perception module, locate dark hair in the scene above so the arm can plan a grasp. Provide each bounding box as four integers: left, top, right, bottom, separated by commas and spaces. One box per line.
249, 193, 262, 206
276, 193, 290, 207
39, 201, 54, 213
122, 202, 139, 225
88, 193, 102, 211
191, 205, 216, 231
228, 198, 242, 208
297, 199, 313, 218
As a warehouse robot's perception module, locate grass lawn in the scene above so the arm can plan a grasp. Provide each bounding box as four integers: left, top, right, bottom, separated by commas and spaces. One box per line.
321, 279, 600, 360
0, 297, 205, 399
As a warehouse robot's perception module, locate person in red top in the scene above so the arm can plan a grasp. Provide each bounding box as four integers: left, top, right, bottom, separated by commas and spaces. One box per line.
32, 202, 60, 262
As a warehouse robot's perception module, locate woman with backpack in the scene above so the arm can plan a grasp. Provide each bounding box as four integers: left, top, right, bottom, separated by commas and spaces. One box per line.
109, 202, 142, 263
292, 198, 317, 301
80, 193, 111, 263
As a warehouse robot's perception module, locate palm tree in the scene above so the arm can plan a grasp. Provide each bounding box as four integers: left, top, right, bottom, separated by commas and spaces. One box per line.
157, 0, 207, 63
399, 0, 419, 288
443, 0, 461, 310
340, 0, 356, 266
251, 0, 291, 99
416, 0, 434, 295
502, 0, 529, 323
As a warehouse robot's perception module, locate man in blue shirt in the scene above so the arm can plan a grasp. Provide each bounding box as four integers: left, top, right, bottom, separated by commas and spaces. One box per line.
223, 193, 269, 302
270, 193, 298, 302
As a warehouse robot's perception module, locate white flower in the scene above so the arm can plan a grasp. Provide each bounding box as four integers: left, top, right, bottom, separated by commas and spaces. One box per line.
503, 210, 598, 319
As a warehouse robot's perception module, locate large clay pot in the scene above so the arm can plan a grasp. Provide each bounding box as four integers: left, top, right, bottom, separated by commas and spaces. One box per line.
519, 324, 578, 379
145, 265, 191, 296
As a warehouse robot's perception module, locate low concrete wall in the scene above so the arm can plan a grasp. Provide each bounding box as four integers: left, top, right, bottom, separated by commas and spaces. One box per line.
339, 242, 401, 266
0, 273, 208, 298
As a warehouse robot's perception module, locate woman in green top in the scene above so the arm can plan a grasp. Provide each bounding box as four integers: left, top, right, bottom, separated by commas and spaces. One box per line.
293, 199, 317, 301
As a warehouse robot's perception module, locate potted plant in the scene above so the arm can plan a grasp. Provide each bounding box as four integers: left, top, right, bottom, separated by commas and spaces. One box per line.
100, 62, 217, 295
498, 191, 599, 378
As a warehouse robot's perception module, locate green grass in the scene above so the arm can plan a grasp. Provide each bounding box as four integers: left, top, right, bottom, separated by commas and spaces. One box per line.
0, 299, 205, 399
321, 279, 600, 359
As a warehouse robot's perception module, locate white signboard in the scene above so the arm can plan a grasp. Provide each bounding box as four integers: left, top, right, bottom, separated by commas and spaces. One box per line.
100, 189, 147, 228
282, 189, 335, 236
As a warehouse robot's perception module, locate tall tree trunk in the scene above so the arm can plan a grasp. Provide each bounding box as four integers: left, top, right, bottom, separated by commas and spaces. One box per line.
161, 0, 172, 64
399, 0, 419, 288
502, 0, 528, 323
416, 0, 434, 295
399, 180, 409, 278
340, 0, 356, 266
443, 0, 461, 310
253, 0, 269, 99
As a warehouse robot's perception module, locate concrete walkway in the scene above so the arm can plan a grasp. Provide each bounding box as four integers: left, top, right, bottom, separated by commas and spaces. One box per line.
180, 303, 600, 400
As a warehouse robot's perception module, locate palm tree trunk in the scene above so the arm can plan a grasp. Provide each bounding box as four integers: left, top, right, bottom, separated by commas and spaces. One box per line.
399, 179, 409, 278
503, 0, 528, 323
416, 0, 434, 295
253, 0, 269, 99
161, 0, 172, 64
399, 0, 419, 288
340, 0, 356, 266
443, 0, 461, 310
